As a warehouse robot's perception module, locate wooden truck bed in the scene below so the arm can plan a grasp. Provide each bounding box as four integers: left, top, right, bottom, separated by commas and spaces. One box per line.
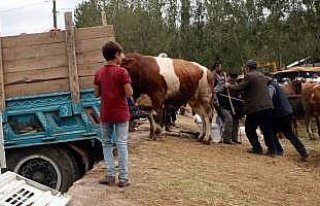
0, 12, 115, 109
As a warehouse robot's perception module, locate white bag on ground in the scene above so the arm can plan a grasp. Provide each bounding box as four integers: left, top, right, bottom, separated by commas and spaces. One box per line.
211, 113, 222, 143
193, 114, 203, 130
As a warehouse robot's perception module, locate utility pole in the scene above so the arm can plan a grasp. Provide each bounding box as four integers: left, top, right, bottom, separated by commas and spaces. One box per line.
53, 0, 57, 28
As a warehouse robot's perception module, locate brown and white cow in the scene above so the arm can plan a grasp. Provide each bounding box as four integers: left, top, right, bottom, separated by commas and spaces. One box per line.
121, 53, 214, 144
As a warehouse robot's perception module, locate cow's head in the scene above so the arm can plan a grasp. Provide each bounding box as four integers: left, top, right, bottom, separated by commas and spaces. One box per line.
292, 79, 302, 94
121, 53, 143, 73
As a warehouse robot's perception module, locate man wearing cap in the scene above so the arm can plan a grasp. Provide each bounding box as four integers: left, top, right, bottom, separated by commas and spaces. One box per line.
225, 60, 277, 156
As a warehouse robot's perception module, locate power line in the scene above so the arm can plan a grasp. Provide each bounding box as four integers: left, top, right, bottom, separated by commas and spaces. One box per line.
0, 1, 50, 14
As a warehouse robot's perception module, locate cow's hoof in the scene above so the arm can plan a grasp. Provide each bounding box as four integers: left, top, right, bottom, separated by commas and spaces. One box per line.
202, 139, 210, 145
148, 136, 157, 141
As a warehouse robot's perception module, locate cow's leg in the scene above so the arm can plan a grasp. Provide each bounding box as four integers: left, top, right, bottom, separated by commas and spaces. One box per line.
144, 94, 165, 140
202, 113, 212, 145
193, 105, 212, 145
304, 115, 315, 140
199, 114, 207, 141
146, 110, 163, 140
315, 116, 320, 139
146, 112, 156, 139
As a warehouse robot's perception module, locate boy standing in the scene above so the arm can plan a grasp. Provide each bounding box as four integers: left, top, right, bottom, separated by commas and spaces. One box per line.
94, 41, 133, 187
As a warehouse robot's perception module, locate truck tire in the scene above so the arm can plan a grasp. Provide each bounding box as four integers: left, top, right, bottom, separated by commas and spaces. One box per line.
6, 146, 80, 192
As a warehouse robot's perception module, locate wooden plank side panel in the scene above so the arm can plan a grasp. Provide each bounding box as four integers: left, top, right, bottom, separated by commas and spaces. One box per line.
5, 79, 70, 97
4, 67, 68, 85
2, 31, 65, 48
78, 63, 102, 77
3, 42, 66, 62
75, 26, 114, 41
77, 50, 104, 65
2, 25, 115, 97
76, 37, 114, 54
79, 76, 95, 90
3, 54, 68, 73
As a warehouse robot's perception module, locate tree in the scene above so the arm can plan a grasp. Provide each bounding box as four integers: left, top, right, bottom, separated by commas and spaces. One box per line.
74, 0, 320, 70
74, 1, 102, 27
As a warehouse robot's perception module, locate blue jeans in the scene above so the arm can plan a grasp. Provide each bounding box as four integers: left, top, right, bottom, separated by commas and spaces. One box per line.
101, 122, 129, 181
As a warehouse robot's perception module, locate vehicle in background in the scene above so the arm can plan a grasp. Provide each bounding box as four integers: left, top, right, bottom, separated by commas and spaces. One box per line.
273, 67, 320, 83
256, 61, 277, 74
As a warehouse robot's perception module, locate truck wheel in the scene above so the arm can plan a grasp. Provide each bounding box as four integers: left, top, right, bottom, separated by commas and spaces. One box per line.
6, 146, 79, 192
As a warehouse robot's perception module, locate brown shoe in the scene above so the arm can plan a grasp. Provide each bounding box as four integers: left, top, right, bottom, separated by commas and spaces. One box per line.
99, 176, 116, 186
300, 153, 309, 161
118, 179, 130, 187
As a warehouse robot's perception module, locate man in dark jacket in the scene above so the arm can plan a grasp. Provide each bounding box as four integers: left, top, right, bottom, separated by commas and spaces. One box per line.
226, 60, 277, 156
218, 74, 243, 144
268, 80, 309, 160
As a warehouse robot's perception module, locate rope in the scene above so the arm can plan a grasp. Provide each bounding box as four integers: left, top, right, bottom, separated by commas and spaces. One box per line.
219, 93, 244, 102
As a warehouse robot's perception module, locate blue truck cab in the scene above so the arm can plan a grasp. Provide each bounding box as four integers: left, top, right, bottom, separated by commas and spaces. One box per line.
4, 90, 103, 192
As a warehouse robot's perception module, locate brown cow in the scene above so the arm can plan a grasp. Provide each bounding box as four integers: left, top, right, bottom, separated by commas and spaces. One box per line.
280, 79, 304, 136
281, 79, 320, 139
121, 53, 214, 144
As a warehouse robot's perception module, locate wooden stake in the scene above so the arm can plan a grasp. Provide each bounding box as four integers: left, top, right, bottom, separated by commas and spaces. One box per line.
64, 12, 80, 104
224, 72, 235, 115
0, 31, 5, 110
0, 111, 6, 171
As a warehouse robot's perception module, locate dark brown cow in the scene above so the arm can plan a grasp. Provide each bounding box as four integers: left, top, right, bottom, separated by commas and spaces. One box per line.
121, 53, 214, 144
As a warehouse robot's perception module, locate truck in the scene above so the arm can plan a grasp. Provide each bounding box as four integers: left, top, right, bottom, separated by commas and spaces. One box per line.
0, 12, 113, 192
256, 61, 277, 74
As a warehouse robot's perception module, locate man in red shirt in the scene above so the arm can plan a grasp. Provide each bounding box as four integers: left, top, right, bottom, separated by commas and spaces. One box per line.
94, 41, 133, 187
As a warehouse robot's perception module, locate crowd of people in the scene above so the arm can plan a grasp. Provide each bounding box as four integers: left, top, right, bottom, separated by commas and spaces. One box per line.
94, 40, 309, 188
214, 60, 309, 160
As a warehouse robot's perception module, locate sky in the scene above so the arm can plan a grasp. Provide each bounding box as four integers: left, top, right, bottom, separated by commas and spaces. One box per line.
0, 0, 85, 36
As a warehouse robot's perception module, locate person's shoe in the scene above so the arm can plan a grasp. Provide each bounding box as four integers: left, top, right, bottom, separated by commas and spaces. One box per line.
118, 179, 130, 188
99, 176, 116, 186
276, 151, 284, 156
165, 126, 174, 132
247, 148, 263, 155
232, 139, 242, 144
223, 140, 235, 145
300, 152, 309, 161
265, 151, 276, 158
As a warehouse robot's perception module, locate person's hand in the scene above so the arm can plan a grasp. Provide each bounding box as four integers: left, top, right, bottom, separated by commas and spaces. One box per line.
225, 82, 231, 88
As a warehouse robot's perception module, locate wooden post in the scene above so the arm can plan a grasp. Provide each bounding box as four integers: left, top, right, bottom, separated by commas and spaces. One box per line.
0, 31, 6, 171
0, 111, 6, 172
64, 12, 80, 104
0, 31, 5, 110
101, 10, 108, 26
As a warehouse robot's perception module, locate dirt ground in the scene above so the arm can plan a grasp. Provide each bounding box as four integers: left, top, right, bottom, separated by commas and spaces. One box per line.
68, 112, 320, 206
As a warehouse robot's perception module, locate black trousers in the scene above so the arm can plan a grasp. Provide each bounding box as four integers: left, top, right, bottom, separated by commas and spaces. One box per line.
245, 109, 277, 153
273, 115, 307, 156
